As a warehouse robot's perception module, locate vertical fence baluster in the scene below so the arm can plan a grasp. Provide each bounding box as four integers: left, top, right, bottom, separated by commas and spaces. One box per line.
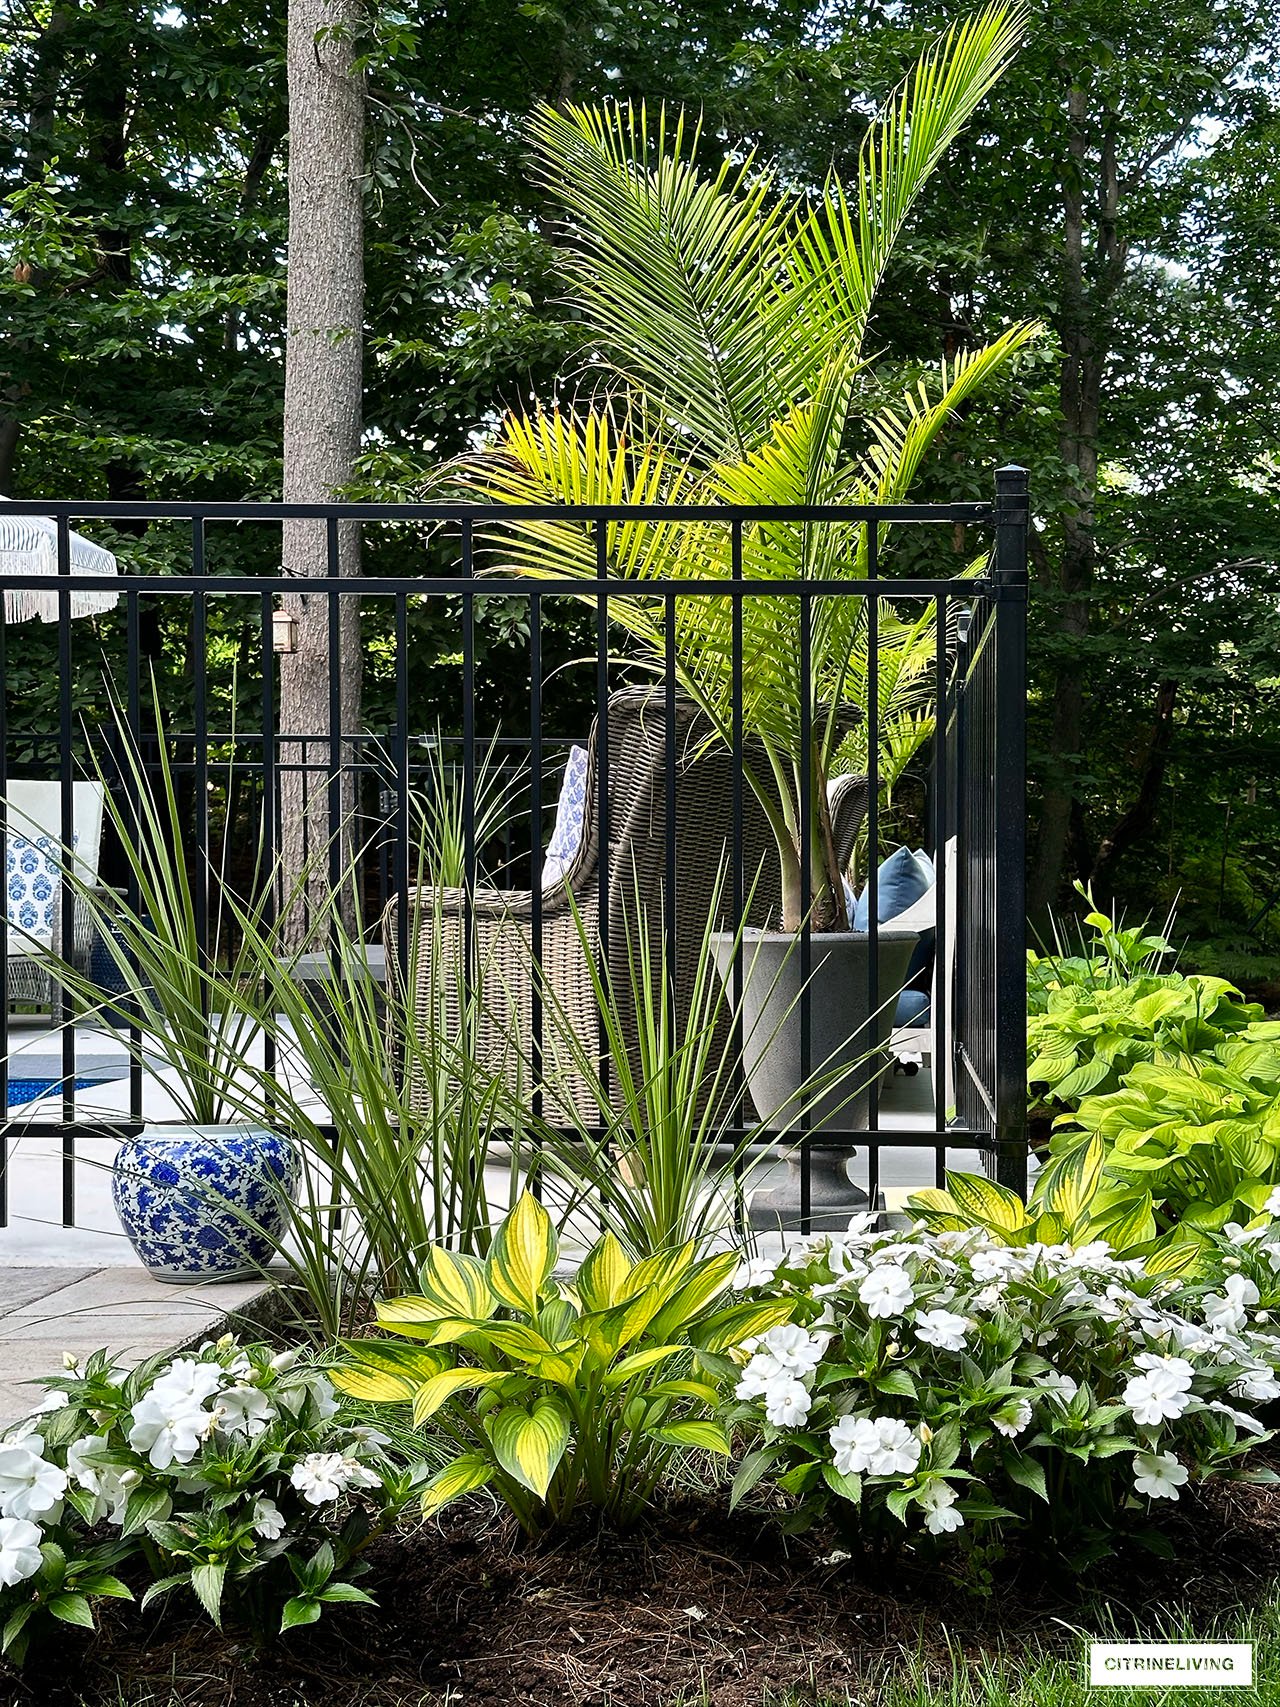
933, 589, 949, 1189
730, 520, 745, 1231
595, 525, 610, 1109
57, 515, 75, 1223
799, 585, 812, 1234
993, 466, 1029, 1194
529, 588, 544, 1195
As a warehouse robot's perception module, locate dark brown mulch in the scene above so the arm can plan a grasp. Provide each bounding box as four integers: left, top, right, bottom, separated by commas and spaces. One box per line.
7, 1466, 1280, 1707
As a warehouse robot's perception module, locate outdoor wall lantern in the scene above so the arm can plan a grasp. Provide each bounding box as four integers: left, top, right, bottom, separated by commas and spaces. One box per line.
272, 603, 299, 653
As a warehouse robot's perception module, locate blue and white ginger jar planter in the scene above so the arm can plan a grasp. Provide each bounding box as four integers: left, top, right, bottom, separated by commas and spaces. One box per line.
112, 1125, 298, 1284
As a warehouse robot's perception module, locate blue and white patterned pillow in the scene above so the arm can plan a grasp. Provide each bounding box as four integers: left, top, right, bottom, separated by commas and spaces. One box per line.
6, 832, 76, 950
542, 745, 589, 888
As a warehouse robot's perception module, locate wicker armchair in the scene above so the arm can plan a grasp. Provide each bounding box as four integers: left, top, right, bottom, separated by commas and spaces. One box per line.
385, 686, 870, 1122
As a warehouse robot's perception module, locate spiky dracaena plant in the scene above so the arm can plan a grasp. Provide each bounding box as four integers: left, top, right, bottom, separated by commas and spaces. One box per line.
459, 5, 1041, 930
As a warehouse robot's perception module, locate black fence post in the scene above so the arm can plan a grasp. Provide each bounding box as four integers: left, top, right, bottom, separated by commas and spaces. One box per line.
992, 464, 1029, 1194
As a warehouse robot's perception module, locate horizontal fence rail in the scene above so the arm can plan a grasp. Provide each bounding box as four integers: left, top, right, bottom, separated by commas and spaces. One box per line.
0, 478, 1029, 1234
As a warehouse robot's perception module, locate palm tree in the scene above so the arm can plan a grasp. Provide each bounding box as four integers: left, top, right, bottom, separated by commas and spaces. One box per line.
465, 4, 1042, 932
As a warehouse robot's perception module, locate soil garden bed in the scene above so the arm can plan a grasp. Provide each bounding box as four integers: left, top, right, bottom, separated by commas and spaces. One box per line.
8, 1461, 1280, 1707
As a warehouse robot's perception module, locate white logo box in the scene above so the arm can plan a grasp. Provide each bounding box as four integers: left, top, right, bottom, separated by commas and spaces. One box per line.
1089, 1643, 1253, 1688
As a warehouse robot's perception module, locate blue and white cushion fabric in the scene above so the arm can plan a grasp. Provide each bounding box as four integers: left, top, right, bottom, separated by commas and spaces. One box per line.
541, 745, 589, 888
6, 832, 77, 953
850, 845, 937, 1028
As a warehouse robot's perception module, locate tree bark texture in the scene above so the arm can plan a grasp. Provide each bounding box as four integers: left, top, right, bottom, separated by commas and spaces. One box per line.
280, 0, 365, 944
1028, 87, 1128, 919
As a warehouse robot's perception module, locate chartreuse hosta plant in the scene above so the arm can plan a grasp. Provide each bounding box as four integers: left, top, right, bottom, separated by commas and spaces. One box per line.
1049, 1024, 1280, 1238
461, 4, 1042, 932
907, 1142, 1203, 1274
728, 1217, 1280, 1567
0, 1337, 413, 1665
1027, 895, 1259, 1111
334, 1194, 793, 1535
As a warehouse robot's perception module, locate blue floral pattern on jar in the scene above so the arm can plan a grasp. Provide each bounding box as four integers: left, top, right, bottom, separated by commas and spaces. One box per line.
112, 1126, 299, 1283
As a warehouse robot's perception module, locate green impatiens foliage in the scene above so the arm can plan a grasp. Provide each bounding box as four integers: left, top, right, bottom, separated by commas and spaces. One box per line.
727, 1218, 1279, 1569
335, 1193, 792, 1535
0, 1339, 412, 1666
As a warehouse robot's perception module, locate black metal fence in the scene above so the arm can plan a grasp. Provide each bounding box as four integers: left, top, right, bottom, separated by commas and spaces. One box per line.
0, 469, 1029, 1231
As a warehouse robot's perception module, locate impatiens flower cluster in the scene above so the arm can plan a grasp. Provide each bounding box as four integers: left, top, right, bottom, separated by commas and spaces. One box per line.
0, 1336, 406, 1667
727, 1216, 1280, 1556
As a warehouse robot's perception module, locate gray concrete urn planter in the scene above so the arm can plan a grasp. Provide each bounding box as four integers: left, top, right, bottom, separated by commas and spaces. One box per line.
711, 926, 919, 1228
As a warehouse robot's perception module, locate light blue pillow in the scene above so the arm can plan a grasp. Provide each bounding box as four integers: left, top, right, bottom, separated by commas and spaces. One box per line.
851, 846, 933, 930
541, 745, 589, 886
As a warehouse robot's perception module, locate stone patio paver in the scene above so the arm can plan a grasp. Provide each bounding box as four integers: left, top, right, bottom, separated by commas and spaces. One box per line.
0, 1267, 274, 1425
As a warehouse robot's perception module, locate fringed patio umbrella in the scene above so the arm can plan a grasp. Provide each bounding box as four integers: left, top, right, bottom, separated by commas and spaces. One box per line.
0, 495, 120, 623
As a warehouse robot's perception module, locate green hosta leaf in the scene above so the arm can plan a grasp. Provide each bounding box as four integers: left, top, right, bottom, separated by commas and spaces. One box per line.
575, 1230, 634, 1311
602, 1344, 687, 1389
419, 1452, 494, 1517
646, 1418, 731, 1454
332, 1340, 449, 1403
944, 1170, 1030, 1233
411, 1366, 508, 1424
648, 1378, 719, 1403
419, 1247, 497, 1320
372, 1300, 480, 1344
486, 1193, 558, 1314
1036, 1133, 1104, 1222
692, 1299, 795, 1354
646, 1250, 739, 1341
1052, 1056, 1116, 1102
488, 1398, 571, 1499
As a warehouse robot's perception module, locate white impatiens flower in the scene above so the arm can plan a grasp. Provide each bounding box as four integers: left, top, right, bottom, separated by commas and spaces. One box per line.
149, 1357, 224, 1407
829, 1415, 921, 1478
914, 1308, 972, 1352
992, 1399, 1033, 1439
734, 1255, 779, 1290
918, 1480, 964, 1535
32, 1391, 69, 1416
857, 1265, 915, 1321
289, 1452, 381, 1507
1132, 1450, 1189, 1501
1203, 1273, 1260, 1335
1040, 1370, 1079, 1406
251, 1496, 287, 1540
1231, 1366, 1280, 1405
127, 1392, 213, 1470
0, 1517, 43, 1588
214, 1385, 276, 1439
756, 1323, 828, 1376
763, 1377, 813, 1428
0, 1440, 67, 1522
1123, 1356, 1195, 1427
1265, 1186, 1280, 1217
310, 1378, 341, 1423
1207, 1400, 1266, 1436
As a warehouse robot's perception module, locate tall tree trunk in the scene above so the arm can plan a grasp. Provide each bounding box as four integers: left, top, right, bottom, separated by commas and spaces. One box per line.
280, 0, 365, 944
1089, 679, 1179, 893
1028, 90, 1127, 919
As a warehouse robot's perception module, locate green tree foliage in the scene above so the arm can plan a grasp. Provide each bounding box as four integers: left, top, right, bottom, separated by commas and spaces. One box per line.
2, 0, 1279, 957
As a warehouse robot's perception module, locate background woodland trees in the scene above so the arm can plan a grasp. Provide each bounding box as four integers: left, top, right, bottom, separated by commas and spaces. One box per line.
2, 0, 1279, 971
